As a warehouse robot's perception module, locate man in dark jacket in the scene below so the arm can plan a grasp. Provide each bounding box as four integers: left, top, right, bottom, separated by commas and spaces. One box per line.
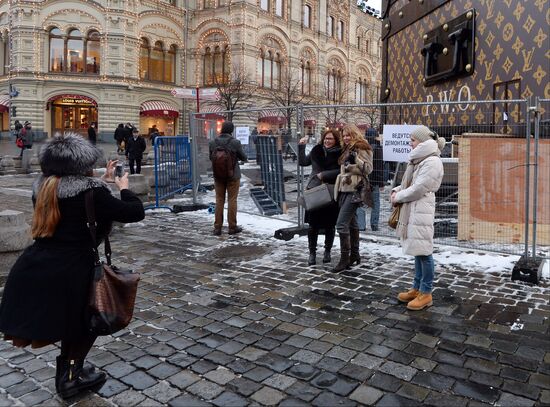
208, 121, 247, 235
87, 122, 97, 145
125, 128, 147, 174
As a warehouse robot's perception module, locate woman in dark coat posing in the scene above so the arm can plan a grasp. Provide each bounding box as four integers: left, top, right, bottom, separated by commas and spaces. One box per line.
0, 133, 145, 399
298, 130, 342, 265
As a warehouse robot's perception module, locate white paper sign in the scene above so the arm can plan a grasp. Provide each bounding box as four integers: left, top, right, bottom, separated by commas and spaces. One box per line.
382, 124, 422, 162
235, 126, 250, 145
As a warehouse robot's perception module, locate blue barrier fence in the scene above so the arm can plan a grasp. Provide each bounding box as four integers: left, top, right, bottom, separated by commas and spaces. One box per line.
152, 136, 192, 209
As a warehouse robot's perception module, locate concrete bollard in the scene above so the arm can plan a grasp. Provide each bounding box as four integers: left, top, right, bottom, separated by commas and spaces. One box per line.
128, 174, 149, 201
29, 155, 41, 173
21, 149, 33, 173
0, 156, 16, 175
12, 156, 23, 174
95, 147, 107, 168
0, 210, 32, 278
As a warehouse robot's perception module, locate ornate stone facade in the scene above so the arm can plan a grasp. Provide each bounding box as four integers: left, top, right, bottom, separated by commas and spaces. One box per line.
0, 0, 381, 140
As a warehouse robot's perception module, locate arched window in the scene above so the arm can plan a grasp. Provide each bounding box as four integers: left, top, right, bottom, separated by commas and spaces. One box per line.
303, 5, 311, 28
327, 16, 334, 37
275, 0, 283, 16
337, 21, 344, 41
260, 50, 281, 89
260, 0, 269, 11
67, 29, 84, 73
355, 78, 369, 103
49, 28, 64, 72
1, 39, 8, 75
49, 28, 101, 74
203, 45, 226, 85
150, 41, 164, 81
139, 38, 150, 80
366, 39, 370, 54
164, 45, 176, 83
327, 69, 343, 102
86, 31, 100, 74
301, 61, 311, 96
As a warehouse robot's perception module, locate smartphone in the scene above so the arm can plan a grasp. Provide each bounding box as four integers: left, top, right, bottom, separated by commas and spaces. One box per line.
115, 162, 124, 178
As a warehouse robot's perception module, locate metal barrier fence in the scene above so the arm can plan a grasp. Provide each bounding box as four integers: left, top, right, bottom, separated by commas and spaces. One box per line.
187, 100, 548, 259
151, 136, 192, 208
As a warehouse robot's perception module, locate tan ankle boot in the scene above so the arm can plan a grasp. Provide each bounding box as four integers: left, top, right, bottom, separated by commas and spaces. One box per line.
407, 293, 433, 311
397, 289, 419, 303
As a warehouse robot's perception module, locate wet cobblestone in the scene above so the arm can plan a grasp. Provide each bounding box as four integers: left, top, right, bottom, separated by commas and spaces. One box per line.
0, 175, 549, 405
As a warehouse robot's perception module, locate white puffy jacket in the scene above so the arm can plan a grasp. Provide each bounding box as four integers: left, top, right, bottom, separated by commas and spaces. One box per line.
393, 140, 444, 256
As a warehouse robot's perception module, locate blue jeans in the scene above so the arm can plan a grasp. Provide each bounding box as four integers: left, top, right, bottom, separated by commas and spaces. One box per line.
355, 187, 380, 230
336, 193, 360, 234
413, 255, 435, 293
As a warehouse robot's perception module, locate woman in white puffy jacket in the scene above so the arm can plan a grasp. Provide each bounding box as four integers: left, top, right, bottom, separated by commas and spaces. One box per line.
390, 125, 445, 311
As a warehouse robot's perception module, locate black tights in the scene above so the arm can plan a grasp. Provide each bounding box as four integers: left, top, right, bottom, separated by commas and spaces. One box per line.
60, 334, 97, 360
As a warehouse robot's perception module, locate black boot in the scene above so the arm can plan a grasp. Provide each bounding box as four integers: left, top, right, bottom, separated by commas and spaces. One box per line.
323, 228, 335, 263
55, 357, 98, 393
331, 233, 350, 272
56, 357, 106, 399
349, 228, 361, 266
308, 228, 318, 266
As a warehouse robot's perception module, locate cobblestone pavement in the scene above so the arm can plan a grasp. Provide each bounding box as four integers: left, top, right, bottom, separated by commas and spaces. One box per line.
0, 175, 549, 406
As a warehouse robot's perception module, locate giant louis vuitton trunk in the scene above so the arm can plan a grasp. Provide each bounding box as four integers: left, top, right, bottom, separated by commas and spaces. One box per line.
380, 0, 548, 130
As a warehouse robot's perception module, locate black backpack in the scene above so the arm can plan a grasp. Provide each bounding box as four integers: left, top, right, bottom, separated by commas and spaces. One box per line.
211, 140, 237, 180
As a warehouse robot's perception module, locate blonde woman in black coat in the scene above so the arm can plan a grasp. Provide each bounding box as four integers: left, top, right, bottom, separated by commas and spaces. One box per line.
0, 133, 145, 399
298, 130, 342, 265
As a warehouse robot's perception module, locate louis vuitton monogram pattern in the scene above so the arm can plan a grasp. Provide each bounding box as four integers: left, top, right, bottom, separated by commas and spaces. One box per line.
385, 0, 548, 124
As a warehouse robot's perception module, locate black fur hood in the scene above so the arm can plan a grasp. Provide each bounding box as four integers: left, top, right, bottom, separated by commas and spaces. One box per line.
39, 132, 102, 177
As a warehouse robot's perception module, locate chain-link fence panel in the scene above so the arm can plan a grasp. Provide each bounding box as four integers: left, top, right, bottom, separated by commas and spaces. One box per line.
535, 99, 550, 260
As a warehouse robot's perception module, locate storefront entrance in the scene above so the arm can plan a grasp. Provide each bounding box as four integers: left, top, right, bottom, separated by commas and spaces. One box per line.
50, 95, 97, 138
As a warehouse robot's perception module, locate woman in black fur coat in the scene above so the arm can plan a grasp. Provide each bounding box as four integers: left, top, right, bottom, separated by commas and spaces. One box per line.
298, 130, 342, 265
0, 133, 145, 399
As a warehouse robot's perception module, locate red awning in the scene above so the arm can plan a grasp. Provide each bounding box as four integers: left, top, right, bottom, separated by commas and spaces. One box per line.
140, 101, 179, 118
0, 95, 9, 113
258, 109, 285, 124
196, 105, 225, 120
304, 111, 316, 126
326, 121, 345, 128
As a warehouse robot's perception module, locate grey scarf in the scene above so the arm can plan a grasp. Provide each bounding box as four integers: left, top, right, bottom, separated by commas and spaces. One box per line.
32, 175, 112, 199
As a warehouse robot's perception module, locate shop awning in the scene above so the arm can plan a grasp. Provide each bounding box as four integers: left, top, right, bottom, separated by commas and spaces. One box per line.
196, 105, 225, 120
140, 101, 179, 118
258, 109, 286, 124
0, 94, 10, 113
304, 111, 316, 126
326, 121, 345, 129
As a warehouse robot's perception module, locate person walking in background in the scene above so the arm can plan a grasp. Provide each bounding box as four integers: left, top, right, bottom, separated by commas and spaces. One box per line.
332, 125, 373, 272
391, 125, 445, 310
18, 121, 34, 157
209, 121, 247, 236
125, 128, 146, 174
87, 122, 97, 145
0, 133, 145, 399
298, 130, 342, 265
356, 127, 384, 231
114, 123, 126, 153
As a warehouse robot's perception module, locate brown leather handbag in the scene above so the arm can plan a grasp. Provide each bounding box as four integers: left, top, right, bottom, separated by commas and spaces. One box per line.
85, 190, 140, 336
388, 203, 402, 229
